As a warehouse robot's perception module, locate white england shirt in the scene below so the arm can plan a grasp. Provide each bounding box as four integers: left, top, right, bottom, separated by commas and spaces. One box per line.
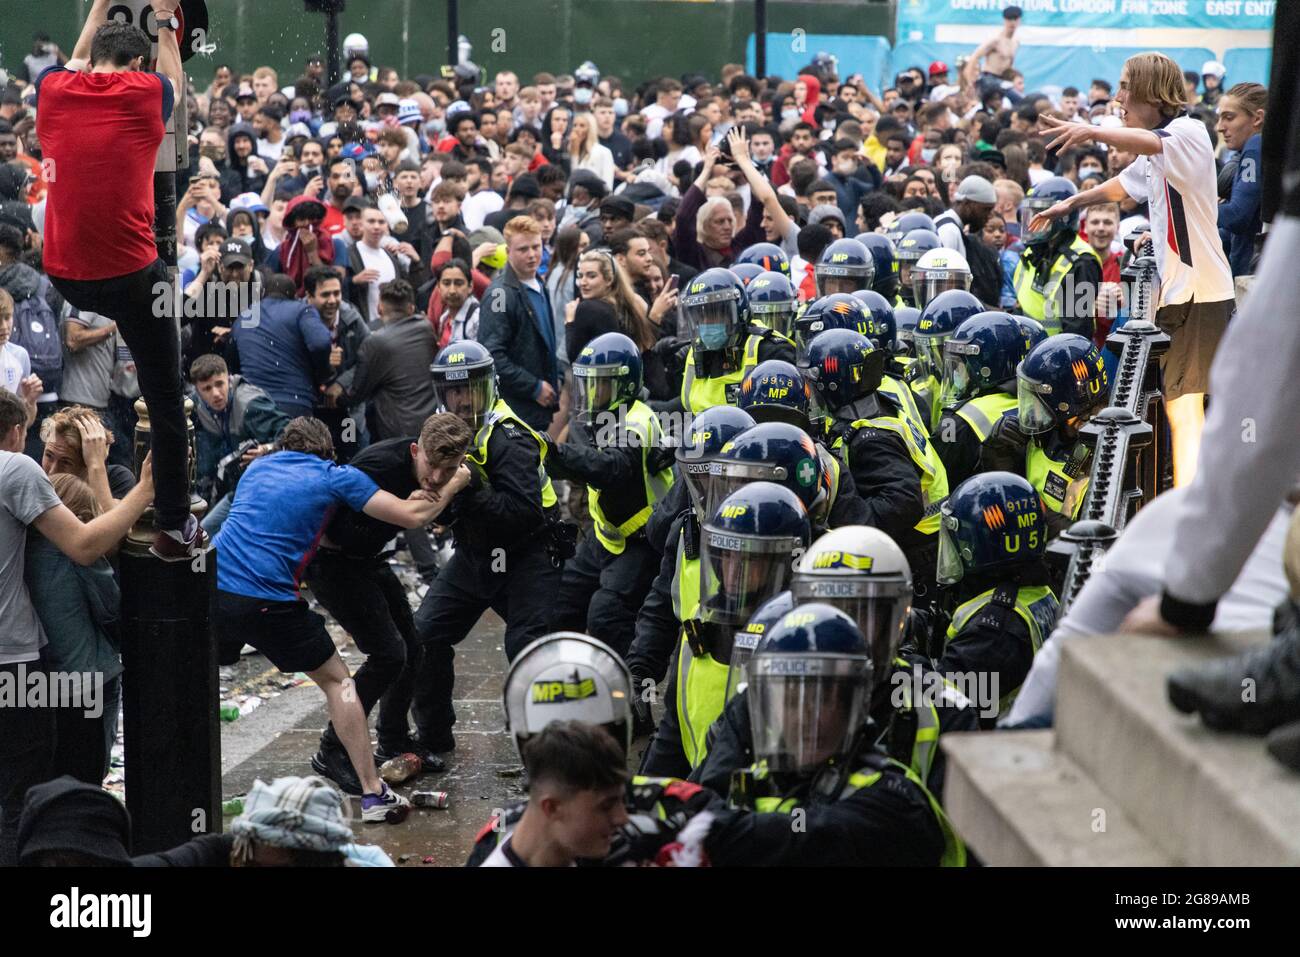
1118, 115, 1234, 307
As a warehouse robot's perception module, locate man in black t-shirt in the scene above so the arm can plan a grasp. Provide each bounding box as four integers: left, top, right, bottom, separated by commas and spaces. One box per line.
306, 413, 472, 796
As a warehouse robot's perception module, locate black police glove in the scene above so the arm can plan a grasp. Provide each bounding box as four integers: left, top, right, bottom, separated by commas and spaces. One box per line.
629, 669, 656, 738
980, 410, 1030, 473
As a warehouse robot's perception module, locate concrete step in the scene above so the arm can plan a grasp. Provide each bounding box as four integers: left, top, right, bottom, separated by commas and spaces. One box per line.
942, 729, 1170, 866
1056, 630, 1300, 866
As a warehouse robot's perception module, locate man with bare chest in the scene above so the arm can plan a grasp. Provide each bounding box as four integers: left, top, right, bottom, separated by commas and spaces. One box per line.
966, 5, 1022, 105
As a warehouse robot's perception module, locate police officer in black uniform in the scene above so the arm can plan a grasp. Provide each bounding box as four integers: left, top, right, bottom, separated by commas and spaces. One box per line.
409, 341, 567, 753
547, 333, 675, 656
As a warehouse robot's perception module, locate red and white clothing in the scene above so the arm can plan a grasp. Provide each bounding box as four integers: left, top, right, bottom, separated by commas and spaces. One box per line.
1118, 115, 1234, 307
35, 67, 174, 281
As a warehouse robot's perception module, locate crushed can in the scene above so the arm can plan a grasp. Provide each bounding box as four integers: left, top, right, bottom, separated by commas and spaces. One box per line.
411, 790, 450, 809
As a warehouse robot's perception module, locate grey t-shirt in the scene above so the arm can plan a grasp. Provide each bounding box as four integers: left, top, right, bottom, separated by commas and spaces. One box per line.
60, 310, 115, 408
0, 451, 61, 664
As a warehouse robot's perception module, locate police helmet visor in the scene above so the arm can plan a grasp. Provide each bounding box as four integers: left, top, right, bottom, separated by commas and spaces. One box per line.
682, 289, 740, 351
911, 269, 972, 310
724, 630, 763, 703
936, 512, 966, 585
747, 659, 870, 773
679, 459, 711, 516
1018, 198, 1057, 243
749, 300, 796, 339
814, 263, 872, 297
915, 331, 952, 380
789, 579, 908, 678
434, 372, 495, 431
939, 341, 979, 407
701, 528, 800, 627
1016, 371, 1058, 434
572, 363, 622, 421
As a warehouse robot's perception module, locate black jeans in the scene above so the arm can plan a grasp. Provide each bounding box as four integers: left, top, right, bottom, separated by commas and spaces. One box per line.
554, 529, 660, 658
409, 543, 560, 742
51, 675, 120, 786
0, 663, 56, 867
306, 552, 419, 752
50, 259, 189, 530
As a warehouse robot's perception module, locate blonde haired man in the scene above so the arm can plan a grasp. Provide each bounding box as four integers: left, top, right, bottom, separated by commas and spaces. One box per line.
1031, 52, 1234, 487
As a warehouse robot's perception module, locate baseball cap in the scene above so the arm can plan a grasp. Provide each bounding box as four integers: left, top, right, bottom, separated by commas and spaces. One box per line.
1201, 60, 1226, 79
231, 192, 270, 215
930, 84, 960, 102
339, 141, 375, 161
599, 195, 635, 220
342, 196, 373, 213
220, 240, 253, 266
286, 121, 313, 140
397, 99, 422, 126
953, 175, 997, 204
928, 61, 949, 77
375, 92, 401, 109
235, 84, 257, 102
1003, 5, 1022, 19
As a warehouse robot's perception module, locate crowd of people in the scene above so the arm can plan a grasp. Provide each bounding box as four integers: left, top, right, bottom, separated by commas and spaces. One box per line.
0, 0, 1286, 868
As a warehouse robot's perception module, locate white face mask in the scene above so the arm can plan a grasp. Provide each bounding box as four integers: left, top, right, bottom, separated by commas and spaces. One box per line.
782, 108, 800, 122
612, 97, 628, 117
235, 233, 255, 247
921, 148, 937, 163
574, 87, 593, 105
365, 172, 380, 191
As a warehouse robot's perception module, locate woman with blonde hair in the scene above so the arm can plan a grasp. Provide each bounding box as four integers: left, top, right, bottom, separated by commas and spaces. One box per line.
566, 249, 659, 354
25, 472, 123, 786
1215, 81, 1266, 276
1031, 51, 1235, 487
568, 111, 615, 192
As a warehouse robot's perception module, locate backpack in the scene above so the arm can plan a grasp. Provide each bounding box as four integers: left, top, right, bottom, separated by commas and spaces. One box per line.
10, 275, 62, 394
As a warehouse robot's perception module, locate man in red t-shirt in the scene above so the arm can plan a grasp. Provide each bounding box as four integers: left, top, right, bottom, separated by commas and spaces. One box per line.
35, 0, 203, 560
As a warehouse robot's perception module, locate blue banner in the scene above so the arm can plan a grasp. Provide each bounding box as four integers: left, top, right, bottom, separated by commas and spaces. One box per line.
898, 0, 1277, 37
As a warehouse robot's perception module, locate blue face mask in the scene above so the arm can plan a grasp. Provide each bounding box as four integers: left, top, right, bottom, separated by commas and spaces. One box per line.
921, 147, 937, 163
289, 109, 312, 125
697, 323, 731, 351
613, 97, 628, 117
574, 87, 593, 105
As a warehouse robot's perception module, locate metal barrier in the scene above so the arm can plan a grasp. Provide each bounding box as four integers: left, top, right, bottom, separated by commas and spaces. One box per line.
1048, 255, 1173, 610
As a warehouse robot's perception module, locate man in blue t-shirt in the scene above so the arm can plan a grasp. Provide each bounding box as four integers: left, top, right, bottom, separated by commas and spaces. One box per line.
213, 417, 463, 823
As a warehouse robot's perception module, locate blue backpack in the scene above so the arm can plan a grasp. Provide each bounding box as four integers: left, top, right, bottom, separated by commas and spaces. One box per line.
11, 275, 62, 395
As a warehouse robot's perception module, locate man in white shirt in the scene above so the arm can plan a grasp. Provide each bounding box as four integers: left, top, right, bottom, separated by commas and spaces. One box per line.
641, 78, 683, 142
351, 208, 399, 324
460, 158, 504, 231
480, 721, 629, 867
253, 105, 286, 164
1030, 52, 1234, 487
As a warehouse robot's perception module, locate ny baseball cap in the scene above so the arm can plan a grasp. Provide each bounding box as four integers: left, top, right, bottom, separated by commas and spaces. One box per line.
220, 240, 253, 266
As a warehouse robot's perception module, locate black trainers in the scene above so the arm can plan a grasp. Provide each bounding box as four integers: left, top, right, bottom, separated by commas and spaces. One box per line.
311, 744, 363, 796
376, 741, 447, 773
1167, 618, 1300, 735
151, 515, 210, 563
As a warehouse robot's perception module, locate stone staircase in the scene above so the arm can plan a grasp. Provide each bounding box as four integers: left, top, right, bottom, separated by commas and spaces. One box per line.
941, 629, 1300, 866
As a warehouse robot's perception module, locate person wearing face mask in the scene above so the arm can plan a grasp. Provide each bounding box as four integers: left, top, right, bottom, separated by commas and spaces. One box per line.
196, 127, 244, 204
